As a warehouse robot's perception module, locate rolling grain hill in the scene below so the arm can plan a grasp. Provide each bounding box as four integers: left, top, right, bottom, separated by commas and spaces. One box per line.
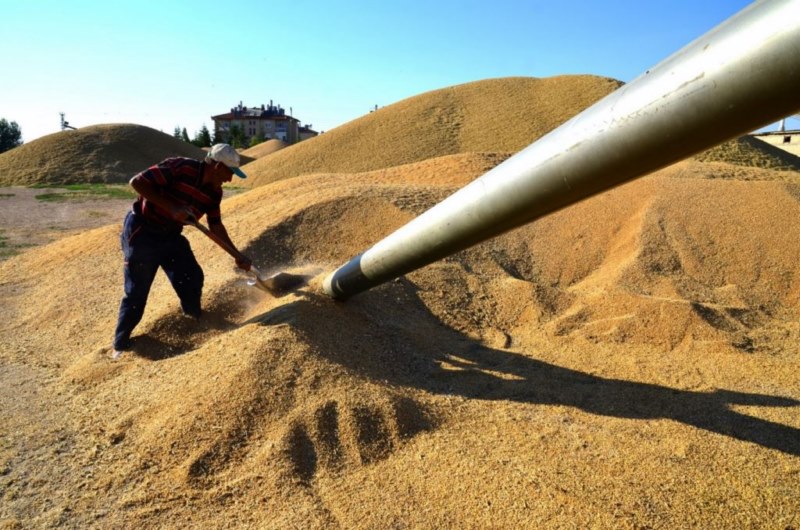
240, 139, 290, 159
1, 75, 799, 528
0, 124, 206, 185
242, 75, 624, 187
694, 134, 800, 171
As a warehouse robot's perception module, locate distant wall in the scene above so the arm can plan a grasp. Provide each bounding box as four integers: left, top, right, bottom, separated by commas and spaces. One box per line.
753, 131, 800, 157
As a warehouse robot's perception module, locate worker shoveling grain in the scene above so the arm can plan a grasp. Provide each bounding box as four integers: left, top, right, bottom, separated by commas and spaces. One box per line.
110, 143, 305, 360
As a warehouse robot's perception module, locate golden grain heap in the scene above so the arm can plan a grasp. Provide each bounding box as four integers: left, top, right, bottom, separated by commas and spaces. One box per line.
0, 124, 207, 186
1, 76, 799, 529
240, 138, 290, 160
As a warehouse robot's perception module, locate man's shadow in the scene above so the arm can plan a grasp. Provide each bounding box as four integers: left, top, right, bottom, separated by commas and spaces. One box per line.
128, 302, 241, 361
248, 278, 800, 456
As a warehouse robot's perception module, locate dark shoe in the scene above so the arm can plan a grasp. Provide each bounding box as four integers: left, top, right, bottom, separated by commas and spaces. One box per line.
110, 338, 132, 361
113, 337, 133, 351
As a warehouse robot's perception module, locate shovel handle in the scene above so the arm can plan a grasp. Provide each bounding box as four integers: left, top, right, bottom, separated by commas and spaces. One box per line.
188, 220, 277, 293
188, 220, 251, 267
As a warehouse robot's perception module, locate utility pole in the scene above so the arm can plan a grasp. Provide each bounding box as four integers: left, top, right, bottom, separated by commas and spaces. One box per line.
60, 113, 77, 131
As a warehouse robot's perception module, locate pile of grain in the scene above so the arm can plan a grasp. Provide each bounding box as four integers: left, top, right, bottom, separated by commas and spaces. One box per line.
240, 139, 290, 159
694, 134, 800, 171
1, 77, 799, 529
242, 75, 623, 187
0, 124, 206, 185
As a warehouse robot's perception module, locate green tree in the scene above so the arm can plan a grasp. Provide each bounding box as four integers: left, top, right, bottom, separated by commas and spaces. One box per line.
0, 119, 23, 154
192, 124, 212, 148
228, 124, 245, 148
211, 127, 222, 145
181, 127, 190, 143
249, 132, 266, 147
173, 126, 182, 139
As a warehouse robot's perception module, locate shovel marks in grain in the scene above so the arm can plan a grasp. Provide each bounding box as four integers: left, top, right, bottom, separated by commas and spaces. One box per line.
281, 395, 432, 484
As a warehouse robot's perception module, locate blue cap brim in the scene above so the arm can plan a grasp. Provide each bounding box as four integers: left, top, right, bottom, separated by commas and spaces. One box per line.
232, 167, 247, 179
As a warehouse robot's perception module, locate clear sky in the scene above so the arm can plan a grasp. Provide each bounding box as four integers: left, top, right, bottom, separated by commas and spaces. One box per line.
2, 0, 795, 143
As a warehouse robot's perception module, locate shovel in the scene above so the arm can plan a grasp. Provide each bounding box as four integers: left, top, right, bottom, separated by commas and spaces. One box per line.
187, 220, 307, 295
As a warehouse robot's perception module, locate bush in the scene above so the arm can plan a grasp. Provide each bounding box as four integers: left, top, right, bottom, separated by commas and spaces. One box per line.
0, 119, 23, 154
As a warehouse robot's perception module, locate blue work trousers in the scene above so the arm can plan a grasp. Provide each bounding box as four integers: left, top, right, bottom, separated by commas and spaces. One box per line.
113, 211, 203, 350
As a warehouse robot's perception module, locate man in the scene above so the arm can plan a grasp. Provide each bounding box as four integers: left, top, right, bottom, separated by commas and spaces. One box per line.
112, 143, 251, 358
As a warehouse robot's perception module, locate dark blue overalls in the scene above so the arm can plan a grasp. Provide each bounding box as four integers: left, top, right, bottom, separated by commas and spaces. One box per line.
113, 209, 204, 351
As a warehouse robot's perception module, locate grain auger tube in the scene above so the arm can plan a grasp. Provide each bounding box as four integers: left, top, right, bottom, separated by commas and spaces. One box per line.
324, 0, 800, 300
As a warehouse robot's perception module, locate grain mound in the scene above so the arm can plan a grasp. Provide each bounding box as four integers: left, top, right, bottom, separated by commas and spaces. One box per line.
243, 75, 623, 187
240, 139, 290, 159
3, 70, 800, 528
0, 123, 207, 185
694, 134, 800, 171
1, 148, 799, 528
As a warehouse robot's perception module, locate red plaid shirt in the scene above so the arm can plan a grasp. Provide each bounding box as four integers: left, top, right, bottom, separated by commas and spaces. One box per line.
132, 157, 223, 232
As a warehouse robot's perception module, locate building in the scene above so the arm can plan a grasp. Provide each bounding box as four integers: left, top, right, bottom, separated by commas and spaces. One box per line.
299, 124, 319, 141
752, 129, 800, 157
211, 101, 318, 145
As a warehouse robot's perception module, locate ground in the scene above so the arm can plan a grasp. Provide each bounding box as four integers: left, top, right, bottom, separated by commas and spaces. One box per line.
0, 187, 131, 257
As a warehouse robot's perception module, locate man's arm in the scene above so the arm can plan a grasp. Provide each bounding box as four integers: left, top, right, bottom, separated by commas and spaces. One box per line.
209, 222, 252, 271
130, 174, 194, 223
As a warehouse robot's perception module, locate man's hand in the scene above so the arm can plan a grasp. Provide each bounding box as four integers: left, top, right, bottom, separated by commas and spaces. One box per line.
171, 205, 196, 224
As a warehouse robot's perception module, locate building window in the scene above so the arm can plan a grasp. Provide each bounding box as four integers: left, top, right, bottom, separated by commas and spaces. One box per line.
784, 136, 791, 144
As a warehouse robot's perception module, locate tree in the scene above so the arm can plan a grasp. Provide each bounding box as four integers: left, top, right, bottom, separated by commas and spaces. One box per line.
192, 124, 212, 148
211, 126, 222, 145
228, 124, 245, 148
173, 126, 182, 139
249, 133, 266, 147
0, 119, 23, 154
181, 127, 190, 143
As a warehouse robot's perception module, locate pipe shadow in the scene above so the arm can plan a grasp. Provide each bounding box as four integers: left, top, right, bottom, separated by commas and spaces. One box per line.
248, 279, 800, 455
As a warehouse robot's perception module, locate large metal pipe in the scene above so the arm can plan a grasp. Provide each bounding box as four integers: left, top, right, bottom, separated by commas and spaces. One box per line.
324, 0, 800, 300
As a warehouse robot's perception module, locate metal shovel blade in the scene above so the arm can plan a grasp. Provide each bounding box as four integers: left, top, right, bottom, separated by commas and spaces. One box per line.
248, 268, 311, 296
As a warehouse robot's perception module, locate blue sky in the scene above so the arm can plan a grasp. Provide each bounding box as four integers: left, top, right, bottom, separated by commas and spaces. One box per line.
2, 0, 795, 143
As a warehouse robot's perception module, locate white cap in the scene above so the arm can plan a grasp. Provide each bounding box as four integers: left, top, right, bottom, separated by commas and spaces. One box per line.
207, 143, 246, 178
